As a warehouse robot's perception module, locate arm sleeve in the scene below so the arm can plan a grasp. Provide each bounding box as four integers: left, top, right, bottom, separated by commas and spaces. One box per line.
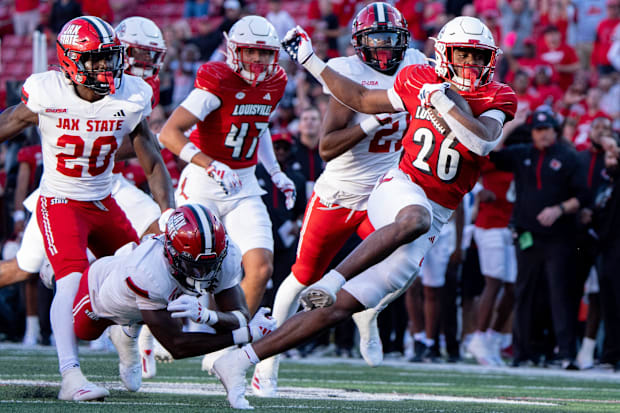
180, 89, 222, 121
256, 129, 280, 176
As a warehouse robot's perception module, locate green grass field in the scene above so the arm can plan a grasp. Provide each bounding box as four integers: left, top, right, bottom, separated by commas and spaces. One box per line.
1, 343, 619, 412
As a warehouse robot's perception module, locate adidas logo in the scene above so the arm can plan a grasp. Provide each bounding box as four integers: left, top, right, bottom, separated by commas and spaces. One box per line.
263, 93, 271, 101
113, 109, 126, 117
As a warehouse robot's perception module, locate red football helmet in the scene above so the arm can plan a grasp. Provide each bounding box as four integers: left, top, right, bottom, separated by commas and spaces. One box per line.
56, 16, 124, 95
351, 2, 409, 74
164, 204, 228, 295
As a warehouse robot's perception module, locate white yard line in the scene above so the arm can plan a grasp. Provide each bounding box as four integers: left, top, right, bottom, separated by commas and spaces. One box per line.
0, 379, 556, 406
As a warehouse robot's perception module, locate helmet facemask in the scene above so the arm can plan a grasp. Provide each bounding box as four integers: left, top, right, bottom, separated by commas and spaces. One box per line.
59, 44, 124, 95
353, 29, 408, 74
165, 238, 228, 295
435, 43, 498, 92
124, 43, 165, 78
225, 32, 279, 87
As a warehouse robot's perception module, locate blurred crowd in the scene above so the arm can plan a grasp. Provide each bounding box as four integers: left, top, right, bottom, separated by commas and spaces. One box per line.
1, 0, 619, 371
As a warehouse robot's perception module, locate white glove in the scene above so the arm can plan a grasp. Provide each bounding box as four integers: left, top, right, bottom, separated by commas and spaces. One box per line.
167, 295, 218, 325
418, 82, 451, 108
281, 25, 315, 65
248, 307, 277, 341
206, 160, 242, 196
157, 208, 174, 233
271, 171, 296, 210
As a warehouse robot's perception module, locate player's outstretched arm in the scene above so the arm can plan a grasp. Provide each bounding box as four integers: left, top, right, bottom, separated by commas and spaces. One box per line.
0, 103, 38, 143
282, 26, 394, 115
130, 119, 175, 211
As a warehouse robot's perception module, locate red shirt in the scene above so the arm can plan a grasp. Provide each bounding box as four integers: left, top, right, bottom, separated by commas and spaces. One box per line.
15, 0, 39, 13
475, 159, 514, 229
538, 43, 579, 91
393, 65, 517, 209
573, 110, 612, 151
17, 144, 42, 188
592, 18, 620, 66
191, 62, 287, 169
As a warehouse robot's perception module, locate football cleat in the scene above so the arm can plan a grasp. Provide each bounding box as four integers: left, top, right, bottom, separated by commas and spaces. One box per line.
58, 367, 109, 401
352, 309, 383, 367
251, 366, 278, 398
109, 325, 142, 391
138, 326, 156, 378
467, 332, 496, 366
212, 348, 253, 409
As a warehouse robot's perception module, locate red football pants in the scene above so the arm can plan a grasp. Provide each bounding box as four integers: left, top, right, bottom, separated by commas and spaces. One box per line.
73, 267, 114, 340
291, 192, 375, 285
36, 195, 138, 280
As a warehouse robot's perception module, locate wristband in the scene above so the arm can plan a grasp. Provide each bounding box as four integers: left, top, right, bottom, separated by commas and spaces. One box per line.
232, 326, 250, 344
359, 116, 381, 135
179, 141, 201, 163
303, 53, 327, 80
558, 203, 566, 215
430, 91, 456, 116
12, 210, 26, 222
231, 310, 247, 328
204, 309, 219, 326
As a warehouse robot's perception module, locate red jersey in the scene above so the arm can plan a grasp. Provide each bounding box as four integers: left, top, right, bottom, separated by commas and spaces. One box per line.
394, 65, 517, 210
190, 62, 287, 169
475, 159, 514, 229
17, 144, 42, 189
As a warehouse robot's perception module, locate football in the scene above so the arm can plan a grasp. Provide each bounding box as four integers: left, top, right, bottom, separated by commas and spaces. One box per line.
427, 88, 472, 136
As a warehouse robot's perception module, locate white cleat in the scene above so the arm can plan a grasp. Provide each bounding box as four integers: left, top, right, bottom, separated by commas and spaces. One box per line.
352, 309, 383, 367
201, 346, 234, 375
212, 348, 253, 409
251, 366, 278, 398
154, 339, 173, 363
58, 368, 109, 401
109, 325, 142, 391
467, 333, 497, 366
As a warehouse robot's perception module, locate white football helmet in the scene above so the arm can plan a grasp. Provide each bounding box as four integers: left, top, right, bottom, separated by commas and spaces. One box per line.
116, 16, 166, 79
432, 16, 500, 91
225, 16, 280, 86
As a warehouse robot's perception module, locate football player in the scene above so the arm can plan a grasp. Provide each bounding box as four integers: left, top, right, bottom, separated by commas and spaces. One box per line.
251, 2, 426, 397
71, 204, 275, 394
212, 16, 517, 409
0, 16, 174, 401
159, 16, 296, 320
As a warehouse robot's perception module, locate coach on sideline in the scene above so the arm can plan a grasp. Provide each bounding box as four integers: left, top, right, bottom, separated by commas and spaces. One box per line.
489, 110, 588, 369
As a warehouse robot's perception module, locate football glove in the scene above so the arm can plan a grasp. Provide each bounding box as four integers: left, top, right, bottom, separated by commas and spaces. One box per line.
271, 171, 296, 210
167, 295, 218, 325
249, 307, 277, 341
281, 25, 315, 65
157, 208, 174, 233
206, 160, 242, 196
418, 82, 451, 108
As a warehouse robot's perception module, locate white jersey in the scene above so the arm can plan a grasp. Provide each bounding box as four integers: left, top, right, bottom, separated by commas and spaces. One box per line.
87, 235, 242, 326
314, 49, 427, 210
22, 71, 152, 201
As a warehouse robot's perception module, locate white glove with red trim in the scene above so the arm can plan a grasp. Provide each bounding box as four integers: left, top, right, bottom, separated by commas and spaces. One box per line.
271, 171, 296, 210
418, 82, 451, 108
206, 160, 242, 196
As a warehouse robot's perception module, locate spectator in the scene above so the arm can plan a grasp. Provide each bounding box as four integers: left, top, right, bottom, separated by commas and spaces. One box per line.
184, 0, 209, 18
169, 43, 202, 107
530, 64, 565, 110
598, 73, 620, 124
608, 23, 620, 71
189, 0, 241, 60
591, 132, 620, 371
490, 110, 588, 369
307, 0, 342, 58
538, 25, 580, 91
266, 0, 295, 41
256, 132, 307, 307
290, 106, 324, 199
49, 0, 82, 34
13, 0, 40, 37
499, 0, 534, 57
574, 117, 614, 369
572, 88, 610, 150
591, 0, 620, 74
81, 0, 113, 22
573, 0, 608, 62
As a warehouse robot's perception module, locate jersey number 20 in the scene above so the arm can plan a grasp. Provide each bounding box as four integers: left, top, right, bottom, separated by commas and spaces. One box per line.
56, 134, 118, 177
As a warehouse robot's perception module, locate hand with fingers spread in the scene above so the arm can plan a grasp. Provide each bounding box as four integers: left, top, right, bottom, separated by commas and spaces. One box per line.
206, 160, 242, 196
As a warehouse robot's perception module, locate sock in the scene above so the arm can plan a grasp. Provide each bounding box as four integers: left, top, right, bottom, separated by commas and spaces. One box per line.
579, 337, 596, 356
423, 337, 435, 348
138, 326, 154, 352
486, 329, 502, 344
501, 333, 512, 349
242, 344, 260, 364
25, 315, 39, 337
52, 272, 82, 374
